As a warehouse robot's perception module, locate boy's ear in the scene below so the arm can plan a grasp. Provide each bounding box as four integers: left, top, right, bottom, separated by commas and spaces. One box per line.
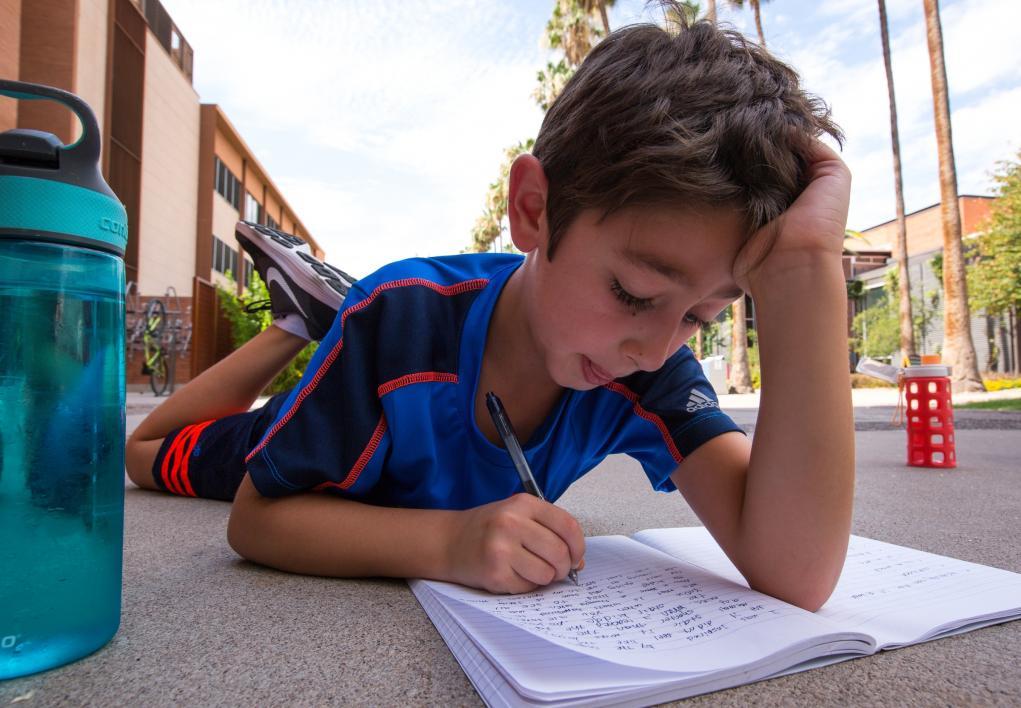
507, 154, 548, 254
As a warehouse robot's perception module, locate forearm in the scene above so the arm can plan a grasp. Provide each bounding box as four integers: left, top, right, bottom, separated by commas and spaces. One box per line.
227, 474, 460, 580
739, 257, 855, 607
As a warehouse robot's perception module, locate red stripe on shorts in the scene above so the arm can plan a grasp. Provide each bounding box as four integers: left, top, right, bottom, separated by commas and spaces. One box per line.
177, 420, 216, 497
161, 427, 191, 495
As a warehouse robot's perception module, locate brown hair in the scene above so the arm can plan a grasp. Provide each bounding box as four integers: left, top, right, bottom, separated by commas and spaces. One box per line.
531, 18, 843, 259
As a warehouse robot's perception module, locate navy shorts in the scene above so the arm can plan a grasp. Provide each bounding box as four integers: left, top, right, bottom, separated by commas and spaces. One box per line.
151, 392, 291, 501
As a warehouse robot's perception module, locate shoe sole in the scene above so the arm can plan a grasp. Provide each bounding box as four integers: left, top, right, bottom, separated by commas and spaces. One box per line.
235, 221, 350, 312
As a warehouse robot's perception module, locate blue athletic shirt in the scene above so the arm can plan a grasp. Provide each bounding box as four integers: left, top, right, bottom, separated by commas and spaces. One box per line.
245, 253, 742, 509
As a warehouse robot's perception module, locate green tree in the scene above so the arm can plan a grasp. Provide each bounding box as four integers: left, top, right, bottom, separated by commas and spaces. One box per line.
851, 271, 901, 360
851, 269, 940, 361
725, 0, 771, 45
967, 152, 1021, 373
471, 1, 614, 254
470, 139, 535, 253
661, 1, 703, 31
217, 272, 318, 394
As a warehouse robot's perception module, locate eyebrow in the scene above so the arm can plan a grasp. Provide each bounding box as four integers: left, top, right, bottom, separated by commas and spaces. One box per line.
622, 248, 688, 285
621, 248, 744, 301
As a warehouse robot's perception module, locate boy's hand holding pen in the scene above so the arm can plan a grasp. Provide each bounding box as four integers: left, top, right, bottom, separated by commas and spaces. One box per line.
441, 392, 585, 595
486, 392, 581, 586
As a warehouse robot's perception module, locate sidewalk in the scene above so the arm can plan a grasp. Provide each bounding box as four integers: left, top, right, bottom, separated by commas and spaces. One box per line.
716, 386, 1021, 434
10, 387, 1012, 706
719, 385, 1021, 409
125, 385, 1021, 415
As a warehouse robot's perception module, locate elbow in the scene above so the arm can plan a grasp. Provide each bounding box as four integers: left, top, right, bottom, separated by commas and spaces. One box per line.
782, 582, 836, 613
739, 532, 851, 613
226, 499, 254, 560
227, 475, 264, 562
751, 570, 840, 613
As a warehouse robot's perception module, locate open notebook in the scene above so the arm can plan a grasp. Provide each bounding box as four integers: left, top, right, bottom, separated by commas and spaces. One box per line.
410, 527, 1021, 707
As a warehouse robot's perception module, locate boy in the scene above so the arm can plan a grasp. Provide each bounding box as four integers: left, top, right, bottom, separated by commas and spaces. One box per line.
126, 19, 853, 610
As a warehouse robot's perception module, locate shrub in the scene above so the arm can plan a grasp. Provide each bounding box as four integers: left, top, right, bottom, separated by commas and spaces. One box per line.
747, 329, 761, 390
983, 376, 1021, 391
850, 373, 896, 389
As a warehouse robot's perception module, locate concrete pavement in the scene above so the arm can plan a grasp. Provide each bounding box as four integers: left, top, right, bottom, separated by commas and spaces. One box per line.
2, 389, 1019, 706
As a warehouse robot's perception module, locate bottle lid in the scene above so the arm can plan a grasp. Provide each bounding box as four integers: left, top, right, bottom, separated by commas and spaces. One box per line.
903, 365, 951, 378
0, 80, 126, 257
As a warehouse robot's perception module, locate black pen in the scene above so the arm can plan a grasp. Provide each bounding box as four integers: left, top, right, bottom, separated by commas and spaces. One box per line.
485, 391, 579, 585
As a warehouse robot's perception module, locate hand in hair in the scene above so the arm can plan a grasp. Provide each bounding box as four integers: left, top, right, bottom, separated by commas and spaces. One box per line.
731, 140, 851, 294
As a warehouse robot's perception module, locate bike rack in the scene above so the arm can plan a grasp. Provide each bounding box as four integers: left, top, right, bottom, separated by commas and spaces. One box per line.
124, 283, 195, 395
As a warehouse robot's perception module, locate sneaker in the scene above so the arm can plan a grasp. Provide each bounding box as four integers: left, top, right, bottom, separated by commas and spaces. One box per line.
234, 221, 357, 341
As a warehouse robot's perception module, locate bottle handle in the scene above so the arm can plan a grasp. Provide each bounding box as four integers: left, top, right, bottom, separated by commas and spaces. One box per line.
0, 79, 101, 168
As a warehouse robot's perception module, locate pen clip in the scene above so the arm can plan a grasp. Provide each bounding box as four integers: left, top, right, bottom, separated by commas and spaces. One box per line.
485, 391, 517, 441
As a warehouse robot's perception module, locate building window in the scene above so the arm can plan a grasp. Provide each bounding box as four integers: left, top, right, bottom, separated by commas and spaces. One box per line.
244, 191, 262, 224
266, 214, 279, 231
243, 259, 254, 289
214, 157, 241, 211
212, 235, 238, 279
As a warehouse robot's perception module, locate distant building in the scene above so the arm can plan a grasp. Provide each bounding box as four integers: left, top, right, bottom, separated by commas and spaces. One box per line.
847, 195, 1015, 372
1, 0, 323, 385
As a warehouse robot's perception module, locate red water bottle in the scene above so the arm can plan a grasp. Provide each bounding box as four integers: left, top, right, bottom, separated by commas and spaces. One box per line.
904, 365, 956, 468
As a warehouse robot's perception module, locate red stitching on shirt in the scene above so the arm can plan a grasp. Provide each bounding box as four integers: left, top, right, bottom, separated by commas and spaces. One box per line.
603, 381, 684, 464
314, 415, 388, 492
377, 372, 459, 398
245, 276, 488, 484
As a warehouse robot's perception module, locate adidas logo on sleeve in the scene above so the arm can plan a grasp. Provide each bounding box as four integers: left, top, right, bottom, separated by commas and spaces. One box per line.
685, 389, 719, 413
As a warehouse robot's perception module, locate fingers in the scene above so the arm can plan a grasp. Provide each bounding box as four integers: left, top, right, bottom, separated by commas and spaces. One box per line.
514, 494, 588, 576
519, 519, 576, 583
807, 137, 842, 164
485, 494, 586, 593
804, 139, 851, 188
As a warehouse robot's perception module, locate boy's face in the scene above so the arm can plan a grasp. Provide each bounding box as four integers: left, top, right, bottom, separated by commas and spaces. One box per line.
521, 206, 746, 391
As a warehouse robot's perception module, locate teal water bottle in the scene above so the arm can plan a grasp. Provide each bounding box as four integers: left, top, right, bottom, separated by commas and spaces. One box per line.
0, 80, 127, 679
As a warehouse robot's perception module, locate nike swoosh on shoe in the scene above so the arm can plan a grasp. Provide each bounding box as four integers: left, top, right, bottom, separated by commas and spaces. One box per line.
265, 266, 308, 318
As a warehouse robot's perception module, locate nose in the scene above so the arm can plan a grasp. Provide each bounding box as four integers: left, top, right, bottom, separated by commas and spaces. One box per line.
622, 319, 686, 372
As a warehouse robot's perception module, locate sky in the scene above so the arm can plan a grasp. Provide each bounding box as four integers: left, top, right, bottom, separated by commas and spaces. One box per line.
160, 0, 1021, 277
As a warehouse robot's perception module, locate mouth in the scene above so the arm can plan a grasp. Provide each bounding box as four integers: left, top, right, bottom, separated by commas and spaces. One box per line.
581, 356, 617, 386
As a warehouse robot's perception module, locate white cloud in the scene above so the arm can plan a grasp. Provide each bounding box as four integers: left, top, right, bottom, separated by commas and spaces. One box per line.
161, 0, 545, 270
950, 86, 1021, 192
161, 0, 1019, 271
760, 0, 1021, 230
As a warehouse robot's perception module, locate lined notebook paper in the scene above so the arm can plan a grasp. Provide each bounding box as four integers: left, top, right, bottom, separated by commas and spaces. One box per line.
410, 528, 1021, 707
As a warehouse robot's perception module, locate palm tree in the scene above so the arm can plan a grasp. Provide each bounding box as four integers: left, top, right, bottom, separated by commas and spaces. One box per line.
728, 301, 754, 394
706, 0, 717, 23
921, 0, 984, 391
581, 0, 611, 35
663, 1, 703, 30
877, 0, 915, 363
717, 0, 770, 393
726, 0, 769, 45
471, 1, 614, 254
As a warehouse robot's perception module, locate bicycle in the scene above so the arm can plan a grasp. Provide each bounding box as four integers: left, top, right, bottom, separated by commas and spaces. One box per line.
141, 298, 170, 396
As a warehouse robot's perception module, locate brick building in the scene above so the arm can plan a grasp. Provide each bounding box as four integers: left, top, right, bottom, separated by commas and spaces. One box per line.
847, 195, 1014, 371
1, 0, 323, 386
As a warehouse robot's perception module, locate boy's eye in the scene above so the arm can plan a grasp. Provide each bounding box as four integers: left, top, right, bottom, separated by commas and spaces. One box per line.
611, 279, 653, 314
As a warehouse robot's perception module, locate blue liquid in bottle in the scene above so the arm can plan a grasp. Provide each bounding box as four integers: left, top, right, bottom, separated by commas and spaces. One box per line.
1, 78, 127, 679
0, 241, 125, 679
